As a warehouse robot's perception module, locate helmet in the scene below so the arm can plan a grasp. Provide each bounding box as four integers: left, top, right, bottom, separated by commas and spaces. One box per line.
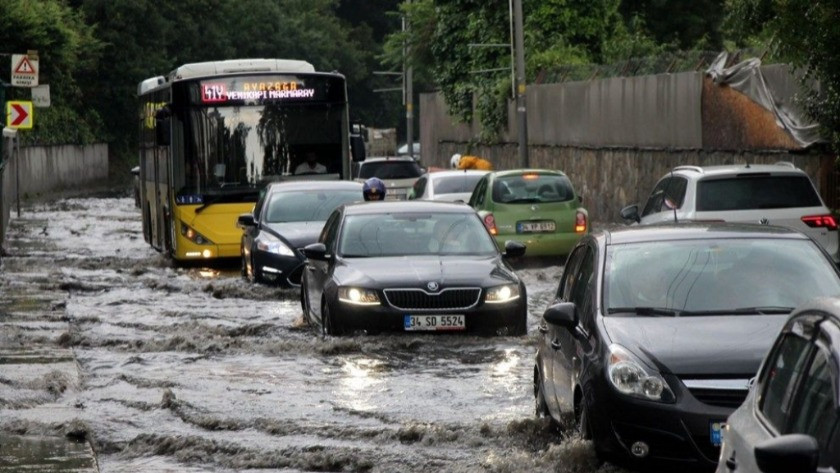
450, 153, 462, 169
363, 177, 387, 201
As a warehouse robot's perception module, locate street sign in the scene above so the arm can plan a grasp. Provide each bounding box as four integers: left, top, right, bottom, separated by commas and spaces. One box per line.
11, 54, 39, 87
32, 84, 50, 107
6, 101, 33, 129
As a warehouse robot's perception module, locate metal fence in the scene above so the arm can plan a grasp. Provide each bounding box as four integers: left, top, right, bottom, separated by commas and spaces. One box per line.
535, 49, 768, 84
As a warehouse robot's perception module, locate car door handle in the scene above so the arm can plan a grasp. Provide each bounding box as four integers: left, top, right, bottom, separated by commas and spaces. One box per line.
550, 338, 561, 351
538, 324, 548, 334
725, 455, 737, 471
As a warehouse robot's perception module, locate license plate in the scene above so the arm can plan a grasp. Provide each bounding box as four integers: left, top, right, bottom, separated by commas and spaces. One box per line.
710, 421, 725, 446
517, 220, 556, 233
404, 315, 465, 331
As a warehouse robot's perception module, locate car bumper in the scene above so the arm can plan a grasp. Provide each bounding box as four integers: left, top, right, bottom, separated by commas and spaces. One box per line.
331, 296, 526, 335
253, 250, 306, 287
494, 231, 584, 257
588, 373, 732, 468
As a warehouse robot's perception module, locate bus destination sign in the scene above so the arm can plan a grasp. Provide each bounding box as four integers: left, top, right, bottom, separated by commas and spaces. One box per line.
201, 81, 316, 103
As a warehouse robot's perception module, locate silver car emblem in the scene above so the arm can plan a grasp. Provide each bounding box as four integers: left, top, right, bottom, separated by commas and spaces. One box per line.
427, 281, 439, 292
759, 218, 769, 225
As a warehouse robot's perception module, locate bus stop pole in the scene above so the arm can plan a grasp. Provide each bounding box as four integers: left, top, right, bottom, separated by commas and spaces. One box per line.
15, 134, 20, 217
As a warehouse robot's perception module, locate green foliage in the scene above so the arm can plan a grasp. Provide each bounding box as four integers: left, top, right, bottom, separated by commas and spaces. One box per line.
0, 0, 103, 145
725, 0, 840, 152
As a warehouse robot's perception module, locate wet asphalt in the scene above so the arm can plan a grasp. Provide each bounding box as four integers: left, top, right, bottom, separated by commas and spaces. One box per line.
0, 196, 630, 472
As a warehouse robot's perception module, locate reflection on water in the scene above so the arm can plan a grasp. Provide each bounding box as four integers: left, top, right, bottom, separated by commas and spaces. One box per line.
338, 357, 385, 412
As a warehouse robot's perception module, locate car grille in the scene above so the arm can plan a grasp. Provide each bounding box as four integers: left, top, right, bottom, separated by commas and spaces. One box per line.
383, 288, 481, 311
687, 388, 749, 409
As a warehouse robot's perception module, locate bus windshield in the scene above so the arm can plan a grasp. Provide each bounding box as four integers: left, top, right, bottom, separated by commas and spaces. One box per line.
173, 74, 348, 203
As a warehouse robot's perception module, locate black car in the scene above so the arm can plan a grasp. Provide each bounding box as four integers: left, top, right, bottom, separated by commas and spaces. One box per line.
300, 201, 527, 335
238, 180, 363, 286
534, 223, 840, 470
716, 298, 840, 473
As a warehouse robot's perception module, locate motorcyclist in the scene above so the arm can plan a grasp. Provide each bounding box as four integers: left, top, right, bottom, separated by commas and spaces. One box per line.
451, 153, 493, 171
363, 177, 387, 201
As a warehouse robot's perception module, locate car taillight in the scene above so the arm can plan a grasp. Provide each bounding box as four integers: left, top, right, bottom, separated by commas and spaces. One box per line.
575, 211, 587, 233
802, 214, 838, 230
483, 213, 498, 235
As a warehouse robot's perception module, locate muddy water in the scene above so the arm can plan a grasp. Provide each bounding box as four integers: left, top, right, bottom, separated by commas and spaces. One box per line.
0, 197, 628, 472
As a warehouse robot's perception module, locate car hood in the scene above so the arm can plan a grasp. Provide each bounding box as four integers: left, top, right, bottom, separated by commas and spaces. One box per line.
334, 255, 517, 288
263, 221, 324, 249
602, 315, 788, 377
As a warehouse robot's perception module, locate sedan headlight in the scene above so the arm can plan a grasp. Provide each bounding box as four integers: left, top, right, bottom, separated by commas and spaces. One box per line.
181, 222, 214, 245
255, 233, 294, 257
607, 344, 675, 403
484, 284, 521, 304
338, 287, 380, 305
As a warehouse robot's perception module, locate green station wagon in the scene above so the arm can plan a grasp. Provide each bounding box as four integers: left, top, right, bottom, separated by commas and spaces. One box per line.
468, 169, 588, 257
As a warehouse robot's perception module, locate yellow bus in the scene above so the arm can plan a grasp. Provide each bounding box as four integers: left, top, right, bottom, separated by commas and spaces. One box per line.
138, 59, 363, 262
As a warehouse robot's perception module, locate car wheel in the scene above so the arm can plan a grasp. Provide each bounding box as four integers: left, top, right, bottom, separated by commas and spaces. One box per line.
250, 255, 264, 284
534, 366, 550, 417
241, 253, 248, 279
322, 298, 344, 336
513, 308, 528, 336
576, 394, 593, 440
300, 275, 310, 322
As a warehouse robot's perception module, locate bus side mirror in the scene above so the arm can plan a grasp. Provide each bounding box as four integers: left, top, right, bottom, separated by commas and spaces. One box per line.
155, 106, 171, 146
350, 133, 366, 162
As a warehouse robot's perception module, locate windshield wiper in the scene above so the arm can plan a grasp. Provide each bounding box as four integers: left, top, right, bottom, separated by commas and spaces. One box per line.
681, 307, 794, 316
607, 307, 680, 317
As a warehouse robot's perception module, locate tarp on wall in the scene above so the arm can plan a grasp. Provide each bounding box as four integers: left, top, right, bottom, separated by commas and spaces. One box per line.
706, 52, 824, 148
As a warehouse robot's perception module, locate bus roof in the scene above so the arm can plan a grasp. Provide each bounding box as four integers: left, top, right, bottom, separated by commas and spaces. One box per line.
169, 59, 316, 82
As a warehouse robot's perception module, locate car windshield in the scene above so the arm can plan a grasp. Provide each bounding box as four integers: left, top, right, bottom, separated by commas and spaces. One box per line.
696, 175, 822, 211
264, 190, 360, 223
605, 238, 840, 315
339, 212, 498, 257
358, 161, 423, 180
492, 173, 575, 203
433, 174, 485, 195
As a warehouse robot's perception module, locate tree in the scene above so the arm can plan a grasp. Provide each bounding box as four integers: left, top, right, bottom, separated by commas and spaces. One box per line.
725, 0, 840, 152
0, 0, 103, 145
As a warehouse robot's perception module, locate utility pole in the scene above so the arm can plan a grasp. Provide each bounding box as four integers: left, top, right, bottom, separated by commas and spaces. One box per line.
512, 0, 528, 167
403, 1, 414, 160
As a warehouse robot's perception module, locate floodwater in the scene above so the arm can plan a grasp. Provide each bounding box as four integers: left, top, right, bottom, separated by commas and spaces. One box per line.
0, 196, 628, 472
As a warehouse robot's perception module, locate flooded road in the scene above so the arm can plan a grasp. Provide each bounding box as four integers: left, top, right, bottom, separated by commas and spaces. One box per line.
0, 196, 627, 472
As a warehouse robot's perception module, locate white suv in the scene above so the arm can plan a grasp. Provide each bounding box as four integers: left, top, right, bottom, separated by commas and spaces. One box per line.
621, 163, 839, 262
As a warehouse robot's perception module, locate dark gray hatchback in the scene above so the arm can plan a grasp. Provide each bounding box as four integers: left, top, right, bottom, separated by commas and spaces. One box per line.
535, 223, 840, 470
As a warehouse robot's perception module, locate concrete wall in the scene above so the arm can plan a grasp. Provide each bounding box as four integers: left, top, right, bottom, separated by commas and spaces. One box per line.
420, 68, 829, 223
0, 143, 108, 249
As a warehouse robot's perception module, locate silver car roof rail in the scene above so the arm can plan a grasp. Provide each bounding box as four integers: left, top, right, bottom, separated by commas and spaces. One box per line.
673, 165, 704, 173
773, 161, 796, 169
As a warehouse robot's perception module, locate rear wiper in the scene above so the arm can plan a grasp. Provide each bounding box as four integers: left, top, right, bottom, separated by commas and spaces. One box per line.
607, 307, 680, 317
681, 307, 794, 316
505, 198, 540, 203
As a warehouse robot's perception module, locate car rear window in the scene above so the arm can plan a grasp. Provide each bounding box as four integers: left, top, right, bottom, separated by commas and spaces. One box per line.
492, 173, 575, 204
696, 175, 822, 211
264, 190, 360, 223
358, 161, 423, 180
433, 174, 485, 195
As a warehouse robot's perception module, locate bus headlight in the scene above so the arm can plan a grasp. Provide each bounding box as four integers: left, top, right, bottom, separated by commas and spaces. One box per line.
180, 222, 214, 245
338, 287, 380, 305
255, 233, 294, 257
484, 284, 520, 304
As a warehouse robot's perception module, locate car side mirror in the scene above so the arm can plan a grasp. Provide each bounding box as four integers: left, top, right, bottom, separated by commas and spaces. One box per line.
236, 213, 256, 229
303, 242, 330, 261
543, 302, 578, 329
620, 204, 641, 223
503, 240, 526, 258
755, 434, 819, 473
